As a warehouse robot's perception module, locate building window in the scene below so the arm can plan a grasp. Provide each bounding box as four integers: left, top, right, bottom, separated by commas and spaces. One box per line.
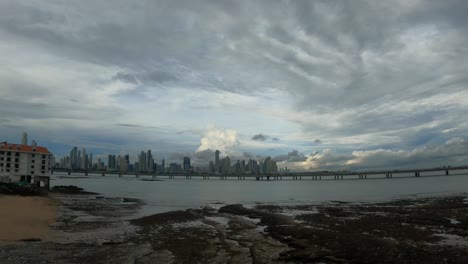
0, 151, 4, 154
42, 166, 46, 170
14, 169, 18, 173
0, 163, 3, 167
6, 169, 10, 172
14, 164, 19, 169
41, 171, 45, 174
6, 164, 10, 168
15, 158, 19, 163
15, 152, 20, 157
31, 165, 34, 168
42, 155, 46, 159
7, 152, 11, 156
31, 171, 34, 174
6, 157, 11, 162
32, 154, 35, 158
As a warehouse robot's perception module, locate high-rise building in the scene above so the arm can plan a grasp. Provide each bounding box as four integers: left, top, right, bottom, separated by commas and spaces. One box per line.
183, 157, 191, 172
71, 147, 78, 169
209, 161, 215, 174
89, 153, 93, 169
77, 150, 81, 169
138, 151, 147, 172
21, 132, 28, 145
215, 150, 220, 173
108, 155, 112, 170
117, 155, 128, 172
147, 150, 153, 172
97, 158, 103, 170
261, 156, 277, 174
82, 148, 87, 170
235, 160, 241, 174
107, 154, 117, 170
222, 156, 230, 175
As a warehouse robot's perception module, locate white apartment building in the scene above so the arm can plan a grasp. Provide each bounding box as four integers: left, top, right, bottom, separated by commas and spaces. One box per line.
0, 142, 53, 188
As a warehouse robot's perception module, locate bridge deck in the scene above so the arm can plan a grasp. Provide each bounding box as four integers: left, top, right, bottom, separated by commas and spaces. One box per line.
51, 166, 468, 180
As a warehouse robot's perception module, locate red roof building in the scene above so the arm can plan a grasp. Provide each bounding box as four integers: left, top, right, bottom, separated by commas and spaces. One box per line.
0, 141, 53, 188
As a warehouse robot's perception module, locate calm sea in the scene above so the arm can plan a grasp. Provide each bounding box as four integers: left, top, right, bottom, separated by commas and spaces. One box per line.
52, 170, 468, 216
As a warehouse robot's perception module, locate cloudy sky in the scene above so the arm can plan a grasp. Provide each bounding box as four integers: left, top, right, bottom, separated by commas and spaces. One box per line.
1, 0, 468, 171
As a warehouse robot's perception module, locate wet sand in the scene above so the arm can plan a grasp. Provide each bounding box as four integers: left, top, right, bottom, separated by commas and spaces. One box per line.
0, 195, 59, 242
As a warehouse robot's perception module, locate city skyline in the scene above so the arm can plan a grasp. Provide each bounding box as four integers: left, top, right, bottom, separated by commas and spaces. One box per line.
1, 1, 468, 172
57, 143, 283, 175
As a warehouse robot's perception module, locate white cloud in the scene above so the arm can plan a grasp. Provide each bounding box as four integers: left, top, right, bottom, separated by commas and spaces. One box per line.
196, 127, 240, 153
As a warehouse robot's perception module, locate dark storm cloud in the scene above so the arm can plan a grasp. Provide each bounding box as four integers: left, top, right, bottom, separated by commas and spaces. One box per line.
252, 134, 268, 141
273, 150, 307, 162
252, 134, 280, 142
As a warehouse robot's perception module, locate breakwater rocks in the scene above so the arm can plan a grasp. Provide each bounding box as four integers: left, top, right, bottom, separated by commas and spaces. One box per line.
0, 182, 44, 196
49, 185, 98, 195
1, 194, 468, 263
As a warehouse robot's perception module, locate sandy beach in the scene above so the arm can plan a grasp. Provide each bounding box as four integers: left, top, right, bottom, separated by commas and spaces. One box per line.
0, 195, 59, 242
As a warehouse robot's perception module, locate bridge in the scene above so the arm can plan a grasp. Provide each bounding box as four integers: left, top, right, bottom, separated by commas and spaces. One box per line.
51, 165, 468, 181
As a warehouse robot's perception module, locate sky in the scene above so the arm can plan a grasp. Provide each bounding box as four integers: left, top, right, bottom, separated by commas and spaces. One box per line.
1, 0, 468, 171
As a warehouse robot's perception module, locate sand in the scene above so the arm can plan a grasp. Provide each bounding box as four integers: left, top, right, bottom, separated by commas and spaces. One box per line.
0, 195, 59, 242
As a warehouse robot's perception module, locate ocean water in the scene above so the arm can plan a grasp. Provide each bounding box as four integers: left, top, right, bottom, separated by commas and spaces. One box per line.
51, 170, 468, 216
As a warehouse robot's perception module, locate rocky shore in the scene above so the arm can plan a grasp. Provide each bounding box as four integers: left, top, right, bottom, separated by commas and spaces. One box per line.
1, 188, 467, 263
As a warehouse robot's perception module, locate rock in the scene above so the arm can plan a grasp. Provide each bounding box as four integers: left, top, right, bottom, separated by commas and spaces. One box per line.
135, 249, 175, 264
50, 185, 97, 194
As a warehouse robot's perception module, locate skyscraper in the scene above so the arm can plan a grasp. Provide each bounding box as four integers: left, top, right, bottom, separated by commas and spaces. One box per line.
108, 154, 117, 170
209, 161, 215, 174
215, 150, 220, 173
77, 150, 81, 169
221, 156, 230, 174
108, 155, 112, 170
89, 153, 93, 169
139, 151, 147, 172
71, 147, 78, 169
183, 157, 191, 172
147, 150, 153, 172
21, 132, 27, 145
82, 148, 87, 170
